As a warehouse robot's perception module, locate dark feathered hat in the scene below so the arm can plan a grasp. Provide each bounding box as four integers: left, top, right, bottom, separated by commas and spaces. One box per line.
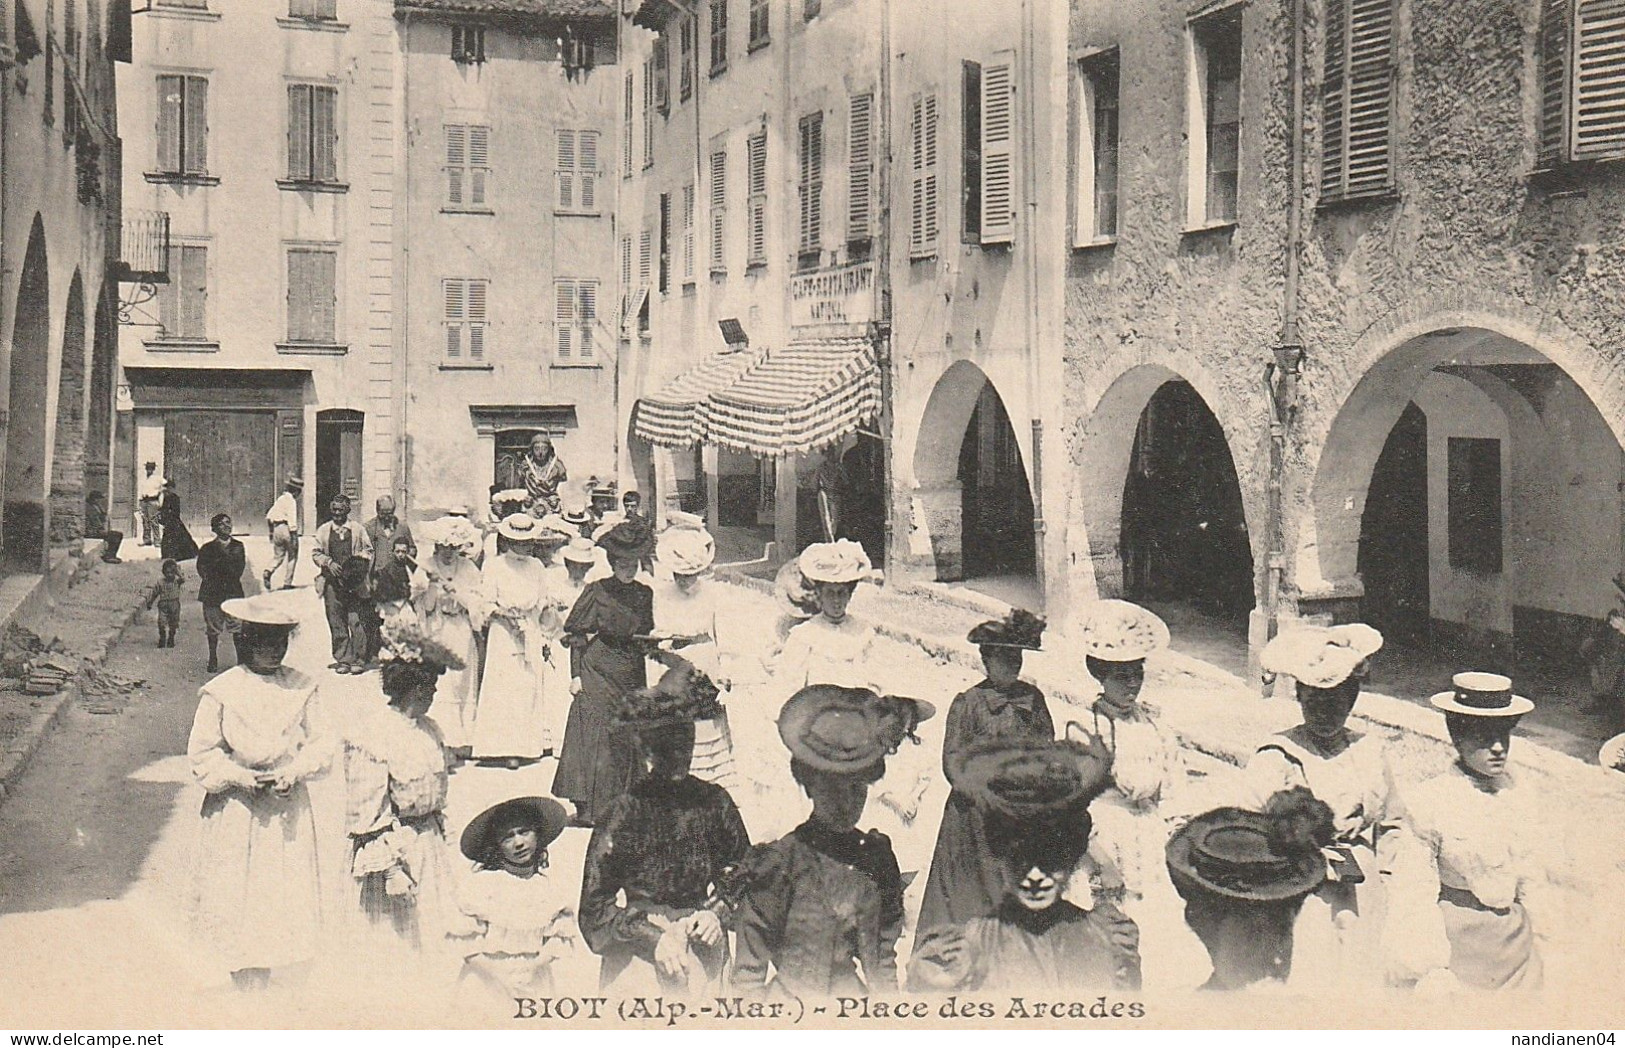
949, 736, 1113, 821
967, 607, 1047, 650
612, 659, 724, 731
597, 520, 655, 560
1166, 787, 1334, 903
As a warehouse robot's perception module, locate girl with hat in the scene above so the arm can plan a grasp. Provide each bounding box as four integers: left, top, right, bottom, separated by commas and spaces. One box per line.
919, 608, 1056, 933
344, 622, 465, 969
1381, 672, 1551, 991
415, 516, 485, 756
470, 513, 566, 768
555, 521, 660, 825
579, 660, 751, 995
559, 536, 598, 597
725, 685, 908, 998
1072, 599, 1206, 991
186, 595, 328, 991
651, 523, 736, 790
1167, 787, 1338, 992
1245, 623, 1396, 991
450, 796, 583, 1007
481, 488, 532, 563
909, 737, 1141, 994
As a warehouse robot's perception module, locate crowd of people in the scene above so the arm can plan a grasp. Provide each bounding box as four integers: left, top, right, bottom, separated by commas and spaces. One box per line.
176, 442, 1558, 1010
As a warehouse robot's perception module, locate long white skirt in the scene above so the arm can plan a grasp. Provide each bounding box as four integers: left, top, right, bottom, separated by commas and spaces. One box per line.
423, 608, 478, 749
470, 618, 550, 760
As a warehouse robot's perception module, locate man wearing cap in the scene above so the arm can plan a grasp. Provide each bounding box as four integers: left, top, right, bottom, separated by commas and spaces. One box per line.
264, 476, 304, 591
139, 460, 165, 546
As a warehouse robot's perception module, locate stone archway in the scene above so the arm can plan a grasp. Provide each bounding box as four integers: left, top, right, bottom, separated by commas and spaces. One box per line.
4, 217, 52, 572
85, 281, 117, 517
49, 270, 88, 545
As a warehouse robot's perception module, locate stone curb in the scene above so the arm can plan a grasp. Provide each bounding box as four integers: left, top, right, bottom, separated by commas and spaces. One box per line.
0, 562, 155, 807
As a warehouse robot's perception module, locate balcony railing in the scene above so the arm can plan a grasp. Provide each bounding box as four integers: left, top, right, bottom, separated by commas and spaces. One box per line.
113, 210, 171, 284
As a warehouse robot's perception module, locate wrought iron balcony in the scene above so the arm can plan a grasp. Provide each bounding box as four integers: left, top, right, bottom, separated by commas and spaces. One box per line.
113, 210, 170, 284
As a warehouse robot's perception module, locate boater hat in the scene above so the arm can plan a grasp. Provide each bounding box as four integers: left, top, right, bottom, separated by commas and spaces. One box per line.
1166, 788, 1334, 903
1428, 671, 1534, 718
967, 607, 1047, 650
495, 513, 547, 542
459, 796, 569, 864
562, 536, 598, 565
220, 595, 300, 630
286, 475, 305, 489
777, 685, 897, 773
1076, 599, 1170, 662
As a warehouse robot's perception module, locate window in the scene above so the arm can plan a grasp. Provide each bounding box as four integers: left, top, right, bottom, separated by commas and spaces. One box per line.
1188, 7, 1242, 228
286, 247, 337, 344
658, 192, 672, 293
653, 34, 670, 114
287, 83, 339, 183
804, 0, 820, 20
557, 129, 600, 214
710, 0, 727, 74
620, 234, 634, 321
289, 0, 336, 19
445, 124, 490, 209
622, 72, 635, 178
681, 183, 696, 283
555, 280, 598, 363
638, 230, 653, 330
848, 93, 874, 246
798, 111, 823, 260
747, 131, 768, 265
158, 243, 208, 341
155, 0, 208, 7
1448, 437, 1502, 574
156, 74, 208, 176
679, 16, 695, 101
643, 58, 656, 169
1320, 0, 1393, 200
962, 61, 981, 240
709, 148, 727, 272
443, 278, 488, 362
979, 51, 1015, 244
1539, 0, 1625, 166
909, 93, 940, 258
452, 23, 484, 64
1073, 49, 1120, 244
749, 0, 769, 50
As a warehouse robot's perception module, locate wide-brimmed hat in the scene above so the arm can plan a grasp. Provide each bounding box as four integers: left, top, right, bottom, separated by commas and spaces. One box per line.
562, 536, 598, 565
421, 515, 481, 553
1077, 599, 1169, 662
590, 481, 618, 500
1428, 671, 1534, 718
379, 619, 466, 671
1166, 788, 1334, 903
445, 503, 471, 518
1259, 626, 1368, 690
774, 559, 821, 620
968, 608, 1046, 650
613, 660, 724, 731
666, 510, 706, 530
286, 475, 305, 489
950, 737, 1112, 821
875, 695, 937, 743
777, 685, 897, 773
1600, 733, 1625, 772
597, 520, 654, 560
490, 488, 530, 511
459, 796, 569, 864
494, 513, 549, 542
657, 526, 715, 575
797, 539, 874, 585
220, 595, 300, 629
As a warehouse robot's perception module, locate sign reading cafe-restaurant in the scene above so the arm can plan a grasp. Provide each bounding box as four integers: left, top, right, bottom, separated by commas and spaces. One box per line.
790, 260, 876, 330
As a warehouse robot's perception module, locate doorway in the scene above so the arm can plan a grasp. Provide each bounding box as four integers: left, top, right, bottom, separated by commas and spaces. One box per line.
960, 382, 1036, 579
316, 410, 364, 524
1359, 402, 1430, 644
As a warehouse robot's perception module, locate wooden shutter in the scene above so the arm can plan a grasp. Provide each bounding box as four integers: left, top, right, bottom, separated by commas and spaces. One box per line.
444, 278, 465, 359
848, 93, 873, 241
557, 129, 576, 210
623, 72, 635, 177
1539, 0, 1573, 166
750, 0, 769, 46
157, 74, 181, 173
287, 84, 311, 180
580, 131, 598, 211
654, 34, 670, 112
710, 149, 727, 270
180, 244, 206, 339
1322, 0, 1394, 198
640, 230, 653, 288
1574, 0, 1625, 158
467, 280, 486, 361
799, 113, 822, 252
555, 280, 575, 360
577, 282, 596, 360
620, 235, 633, 319
287, 250, 310, 342
312, 86, 337, 182
682, 183, 696, 280
748, 132, 767, 263
910, 94, 940, 256
469, 125, 489, 205
312, 251, 336, 342
980, 52, 1015, 244
659, 192, 671, 292
446, 124, 466, 205
183, 76, 208, 174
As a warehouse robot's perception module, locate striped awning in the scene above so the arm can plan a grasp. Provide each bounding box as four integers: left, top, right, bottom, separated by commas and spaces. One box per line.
632, 348, 763, 448
699, 337, 880, 457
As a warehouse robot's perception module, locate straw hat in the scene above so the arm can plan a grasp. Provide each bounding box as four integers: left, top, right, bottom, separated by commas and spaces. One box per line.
422, 515, 480, 553
495, 513, 546, 543
797, 539, 873, 585
1428, 671, 1534, 718
1599, 732, 1625, 772
777, 685, 896, 773
1259, 627, 1367, 689
1166, 788, 1334, 903
220, 595, 300, 629
1076, 599, 1170, 662
286, 475, 305, 489
562, 536, 598, 565
458, 797, 569, 864
657, 526, 715, 576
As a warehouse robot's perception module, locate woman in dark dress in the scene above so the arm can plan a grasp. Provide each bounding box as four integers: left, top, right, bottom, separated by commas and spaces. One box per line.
579, 661, 751, 994
158, 480, 200, 562
725, 685, 908, 999
918, 608, 1053, 933
555, 522, 657, 826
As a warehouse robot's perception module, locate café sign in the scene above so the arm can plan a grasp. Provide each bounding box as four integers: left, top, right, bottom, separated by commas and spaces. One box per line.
790, 261, 875, 329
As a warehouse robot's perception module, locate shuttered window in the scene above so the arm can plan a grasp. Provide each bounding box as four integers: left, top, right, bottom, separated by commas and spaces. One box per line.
679, 17, 695, 102
638, 230, 653, 330
445, 124, 491, 209
710, 149, 728, 272
962, 62, 981, 240
747, 132, 768, 265
653, 34, 671, 114
798, 112, 823, 257
643, 58, 656, 169
623, 72, 635, 177
443, 278, 488, 362
910, 93, 940, 258
556, 129, 600, 213
848, 93, 874, 244
287, 83, 338, 183
1188, 8, 1242, 227
158, 244, 208, 340
290, 0, 337, 19
659, 192, 672, 293
620, 234, 634, 321
452, 24, 484, 64
1320, 0, 1394, 201
156, 74, 208, 175
555, 280, 598, 364
749, 0, 769, 49
1073, 50, 1120, 245
682, 183, 696, 282
286, 248, 337, 344
710, 0, 728, 74
980, 52, 1015, 244
1540, 0, 1625, 166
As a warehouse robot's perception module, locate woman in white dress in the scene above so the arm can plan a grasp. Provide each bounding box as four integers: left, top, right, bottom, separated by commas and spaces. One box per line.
416, 516, 485, 756
187, 595, 329, 992
470, 514, 562, 767
652, 524, 736, 789
1246, 623, 1394, 991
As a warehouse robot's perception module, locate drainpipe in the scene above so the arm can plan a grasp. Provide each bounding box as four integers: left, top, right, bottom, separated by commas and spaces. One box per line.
398, 10, 414, 515
1019, 0, 1045, 604
1263, 0, 1307, 684
875, 0, 893, 572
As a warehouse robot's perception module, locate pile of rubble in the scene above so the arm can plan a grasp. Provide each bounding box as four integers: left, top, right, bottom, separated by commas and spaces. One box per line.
0, 625, 144, 700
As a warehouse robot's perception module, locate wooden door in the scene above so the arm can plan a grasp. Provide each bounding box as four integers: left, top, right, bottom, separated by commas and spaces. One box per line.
316, 412, 364, 524
164, 411, 279, 534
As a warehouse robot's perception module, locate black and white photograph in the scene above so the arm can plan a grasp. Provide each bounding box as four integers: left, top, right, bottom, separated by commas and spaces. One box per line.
0, 0, 1620, 1033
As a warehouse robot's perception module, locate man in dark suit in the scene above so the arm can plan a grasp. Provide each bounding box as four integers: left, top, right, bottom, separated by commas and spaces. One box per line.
195, 513, 246, 673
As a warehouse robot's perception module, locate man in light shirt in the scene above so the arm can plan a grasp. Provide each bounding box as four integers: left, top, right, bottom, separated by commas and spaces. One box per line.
138, 461, 165, 547
311, 494, 373, 673
264, 475, 304, 590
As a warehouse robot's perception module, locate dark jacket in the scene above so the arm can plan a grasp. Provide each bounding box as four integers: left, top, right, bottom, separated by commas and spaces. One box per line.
195, 538, 246, 607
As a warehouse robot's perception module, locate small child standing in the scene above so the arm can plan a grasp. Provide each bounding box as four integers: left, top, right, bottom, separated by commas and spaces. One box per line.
145, 559, 186, 648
